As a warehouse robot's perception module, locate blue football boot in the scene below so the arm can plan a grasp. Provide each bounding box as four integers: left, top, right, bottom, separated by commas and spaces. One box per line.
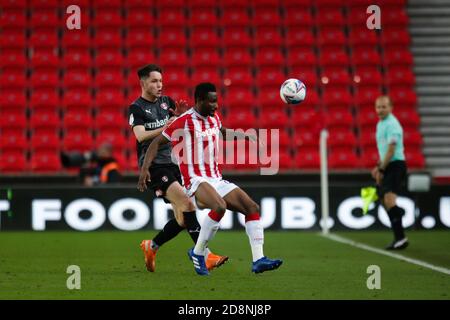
252, 256, 283, 274
188, 247, 209, 276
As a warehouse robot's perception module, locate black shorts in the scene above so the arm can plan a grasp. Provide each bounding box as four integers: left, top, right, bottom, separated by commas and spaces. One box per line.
377, 160, 407, 198
146, 163, 182, 203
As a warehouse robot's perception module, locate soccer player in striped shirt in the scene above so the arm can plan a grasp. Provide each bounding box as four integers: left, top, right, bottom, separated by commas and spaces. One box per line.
138, 82, 282, 275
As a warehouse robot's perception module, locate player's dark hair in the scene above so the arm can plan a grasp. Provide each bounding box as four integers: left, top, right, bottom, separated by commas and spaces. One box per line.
194, 82, 216, 103
137, 64, 162, 79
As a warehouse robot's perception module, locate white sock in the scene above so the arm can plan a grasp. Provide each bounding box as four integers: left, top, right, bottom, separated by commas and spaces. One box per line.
193, 215, 220, 256
245, 219, 264, 262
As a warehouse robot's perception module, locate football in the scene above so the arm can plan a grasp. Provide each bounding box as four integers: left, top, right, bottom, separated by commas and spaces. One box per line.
280, 78, 306, 104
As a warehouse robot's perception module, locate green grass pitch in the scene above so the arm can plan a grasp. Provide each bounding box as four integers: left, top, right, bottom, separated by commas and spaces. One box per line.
0, 230, 449, 300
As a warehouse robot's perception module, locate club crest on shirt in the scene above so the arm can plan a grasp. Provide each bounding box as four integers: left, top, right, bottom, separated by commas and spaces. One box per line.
160, 103, 168, 110
161, 176, 168, 182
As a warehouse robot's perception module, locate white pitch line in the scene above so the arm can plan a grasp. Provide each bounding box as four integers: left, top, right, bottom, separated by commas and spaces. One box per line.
321, 233, 450, 276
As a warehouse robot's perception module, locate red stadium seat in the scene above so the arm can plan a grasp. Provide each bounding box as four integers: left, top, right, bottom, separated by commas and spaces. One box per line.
349, 28, 379, 46
318, 29, 347, 47
328, 129, 357, 148
30, 49, 60, 68
322, 87, 353, 108
0, 152, 28, 172
288, 67, 318, 87
0, 30, 26, 48
63, 132, 95, 152
191, 67, 222, 86
319, 49, 350, 66
0, 9, 26, 28
0, 69, 26, 89
223, 47, 252, 66
321, 67, 352, 87
93, 0, 122, 8
223, 68, 253, 87
30, 11, 59, 30
293, 131, 320, 149
360, 148, 379, 168
2, 0, 27, 9
64, 112, 95, 130
223, 88, 255, 109
1, 90, 27, 111
386, 67, 416, 87
301, 89, 320, 107
220, 8, 250, 27
0, 134, 27, 152
256, 89, 283, 109
29, 89, 60, 110
223, 27, 252, 47
191, 48, 221, 68
259, 110, 290, 128
125, 9, 155, 28
405, 149, 426, 168
292, 110, 323, 131
403, 130, 423, 147
31, 152, 62, 172
190, 28, 221, 48
353, 86, 381, 107
95, 90, 127, 111
382, 27, 411, 46
389, 87, 418, 106
126, 51, 157, 69
189, 8, 219, 27
30, 69, 60, 89
255, 69, 285, 89
29, 111, 60, 131
383, 6, 409, 27
352, 48, 382, 67
95, 69, 125, 89
126, 28, 155, 49
31, 133, 61, 152
316, 9, 345, 26
285, 29, 316, 48
225, 110, 257, 129
29, 29, 59, 49
96, 132, 128, 151
63, 49, 92, 69
254, 27, 283, 48
62, 89, 92, 110
394, 109, 421, 128
159, 48, 189, 67
295, 148, 320, 169
63, 69, 93, 89
94, 50, 125, 68
359, 130, 377, 148
284, 9, 313, 27
384, 49, 414, 67
356, 110, 379, 129
253, 8, 282, 27
163, 70, 191, 89
328, 150, 360, 169
158, 27, 188, 48
0, 112, 27, 130
255, 48, 284, 67
93, 9, 123, 28
157, 9, 187, 27
96, 112, 125, 130
94, 28, 124, 49
0, 49, 26, 68
325, 108, 354, 129
354, 67, 383, 86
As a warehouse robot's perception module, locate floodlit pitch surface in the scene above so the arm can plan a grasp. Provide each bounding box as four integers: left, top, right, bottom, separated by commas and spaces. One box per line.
0, 231, 448, 299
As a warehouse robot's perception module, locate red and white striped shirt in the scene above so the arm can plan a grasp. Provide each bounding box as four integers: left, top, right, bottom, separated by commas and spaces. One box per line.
162, 108, 222, 188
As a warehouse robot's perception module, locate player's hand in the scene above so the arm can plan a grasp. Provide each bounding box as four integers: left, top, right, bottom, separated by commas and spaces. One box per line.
137, 169, 151, 192
170, 99, 189, 116
371, 166, 379, 179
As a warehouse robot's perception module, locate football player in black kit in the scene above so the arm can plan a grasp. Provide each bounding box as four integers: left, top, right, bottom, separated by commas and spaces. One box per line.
128, 64, 228, 272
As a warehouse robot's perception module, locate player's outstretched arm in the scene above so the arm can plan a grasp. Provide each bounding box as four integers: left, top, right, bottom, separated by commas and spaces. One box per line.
137, 134, 170, 192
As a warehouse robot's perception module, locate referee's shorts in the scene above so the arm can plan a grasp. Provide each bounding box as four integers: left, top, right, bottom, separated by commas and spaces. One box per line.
377, 160, 407, 198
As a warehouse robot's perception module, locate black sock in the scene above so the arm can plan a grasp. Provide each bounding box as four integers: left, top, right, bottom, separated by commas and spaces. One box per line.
388, 206, 405, 241
183, 211, 201, 244
153, 218, 184, 249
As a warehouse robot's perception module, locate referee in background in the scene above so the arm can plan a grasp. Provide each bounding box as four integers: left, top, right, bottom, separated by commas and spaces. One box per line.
371, 96, 409, 250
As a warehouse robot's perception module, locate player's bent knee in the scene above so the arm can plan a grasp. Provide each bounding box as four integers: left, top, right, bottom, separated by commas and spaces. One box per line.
215, 199, 227, 215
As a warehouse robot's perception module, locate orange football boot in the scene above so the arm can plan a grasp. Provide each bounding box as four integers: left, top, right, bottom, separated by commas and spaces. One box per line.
140, 240, 157, 272
206, 252, 229, 271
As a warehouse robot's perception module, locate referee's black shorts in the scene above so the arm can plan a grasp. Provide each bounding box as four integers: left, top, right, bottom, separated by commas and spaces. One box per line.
146, 163, 182, 203
377, 160, 407, 198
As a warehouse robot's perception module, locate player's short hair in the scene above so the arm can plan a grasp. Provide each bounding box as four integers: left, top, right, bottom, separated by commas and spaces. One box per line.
137, 64, 162, 80
194, 82, 216, 103
376, 95, 393, 107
